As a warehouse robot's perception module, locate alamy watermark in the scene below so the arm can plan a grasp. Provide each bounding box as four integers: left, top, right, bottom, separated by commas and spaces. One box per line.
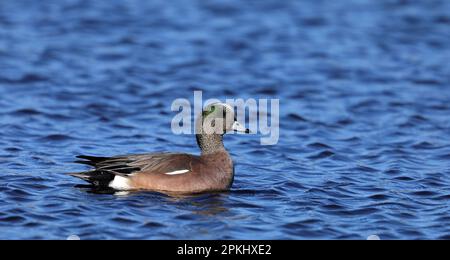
171, 91, 279, 145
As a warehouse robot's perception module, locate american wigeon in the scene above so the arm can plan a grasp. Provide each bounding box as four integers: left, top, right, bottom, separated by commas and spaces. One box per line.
69, 102, 250, 194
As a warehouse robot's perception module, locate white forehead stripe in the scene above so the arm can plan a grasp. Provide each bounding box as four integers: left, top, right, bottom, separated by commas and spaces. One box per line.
222, 103, 234, 112
207, 102, 233, 113
164, 169, 189, 175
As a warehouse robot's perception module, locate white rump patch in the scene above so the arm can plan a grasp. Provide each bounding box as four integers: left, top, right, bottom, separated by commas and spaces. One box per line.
109, 176, 131, 190
164, 169, 189, 175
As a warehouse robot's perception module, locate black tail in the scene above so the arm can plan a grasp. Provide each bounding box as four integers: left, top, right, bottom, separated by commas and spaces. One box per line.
69, 155, 140, 188
68, 170, 116, 187
69, 155, 117, 187
74, 155, 112, 166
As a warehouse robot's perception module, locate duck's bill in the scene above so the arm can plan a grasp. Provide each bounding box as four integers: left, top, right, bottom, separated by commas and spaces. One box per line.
231, 121, 251, 134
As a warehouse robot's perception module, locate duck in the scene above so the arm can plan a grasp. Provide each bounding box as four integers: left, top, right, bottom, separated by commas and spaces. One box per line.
68, 102, 250, 194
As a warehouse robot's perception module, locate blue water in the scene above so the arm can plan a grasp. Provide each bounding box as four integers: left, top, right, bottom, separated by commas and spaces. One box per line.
1, 0, 450, 240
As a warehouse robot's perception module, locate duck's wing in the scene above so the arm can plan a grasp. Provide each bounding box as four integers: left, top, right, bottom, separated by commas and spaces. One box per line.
69, 153, 200, 188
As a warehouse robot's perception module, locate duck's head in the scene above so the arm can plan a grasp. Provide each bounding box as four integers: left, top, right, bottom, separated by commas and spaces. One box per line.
196, 102, 250, 154
197, 102, 250, 135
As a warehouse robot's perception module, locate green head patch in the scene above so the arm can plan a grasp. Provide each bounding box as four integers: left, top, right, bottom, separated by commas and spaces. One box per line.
202, 105, 216, 119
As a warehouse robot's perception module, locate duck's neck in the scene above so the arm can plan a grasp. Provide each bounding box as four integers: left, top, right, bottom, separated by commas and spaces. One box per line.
196, 134, 226, 155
